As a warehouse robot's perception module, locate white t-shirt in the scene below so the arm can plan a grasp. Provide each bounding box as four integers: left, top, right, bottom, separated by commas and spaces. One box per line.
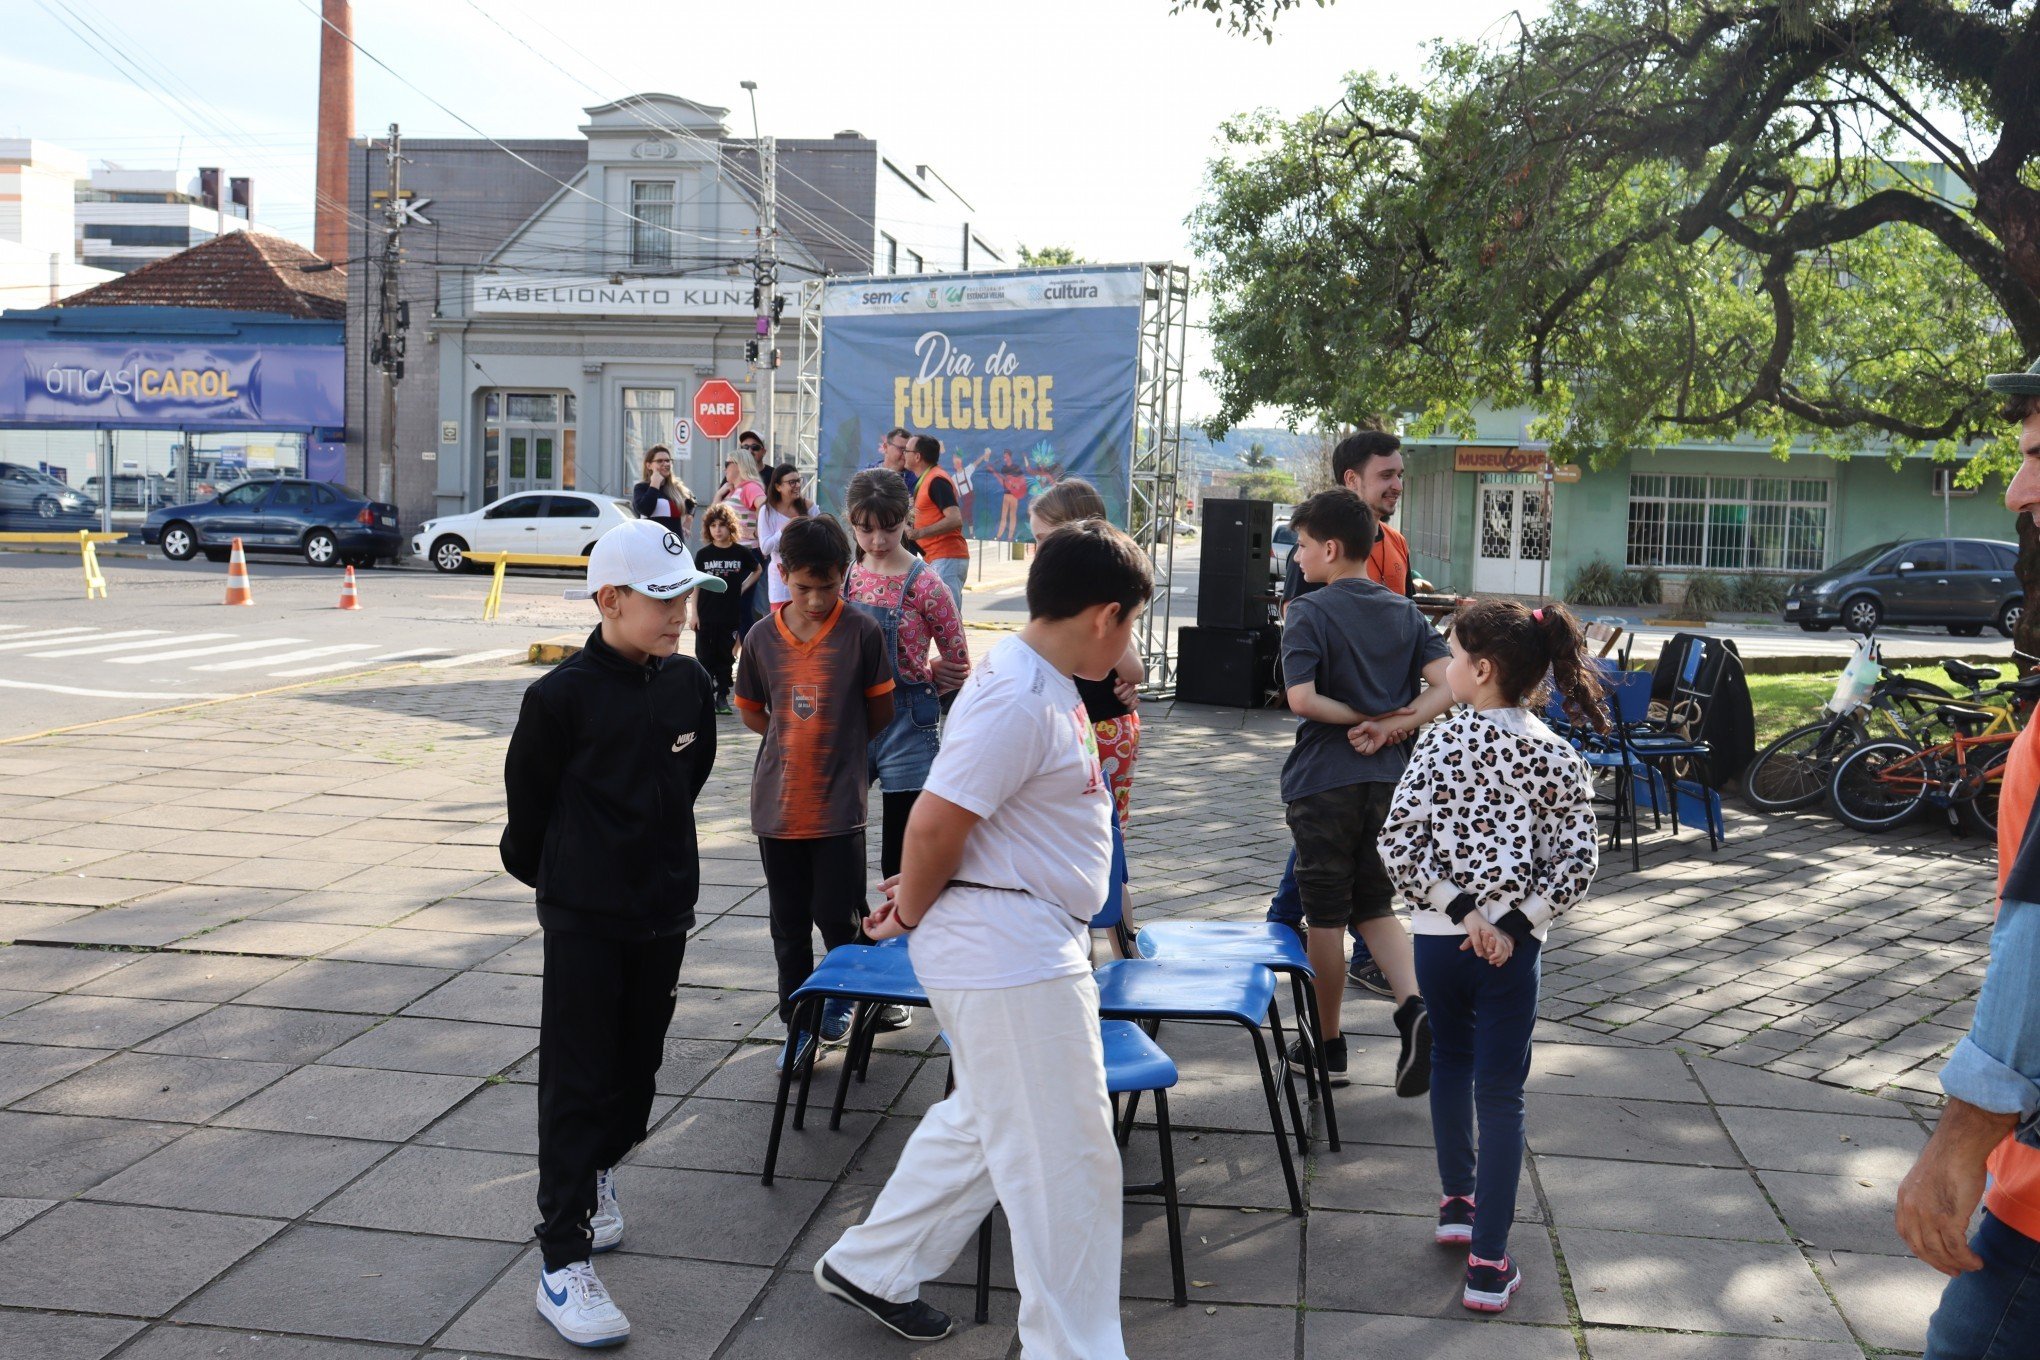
909, 635, 1114, 991
758, 503, 801, 605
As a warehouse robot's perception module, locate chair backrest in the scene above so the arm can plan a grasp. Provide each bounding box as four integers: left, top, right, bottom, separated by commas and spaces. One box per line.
1606, 667, 1655, 726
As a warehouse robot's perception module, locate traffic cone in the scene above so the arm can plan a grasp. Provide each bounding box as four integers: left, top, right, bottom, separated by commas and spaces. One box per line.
337, 565, 360, 611
222, 538, 254, 606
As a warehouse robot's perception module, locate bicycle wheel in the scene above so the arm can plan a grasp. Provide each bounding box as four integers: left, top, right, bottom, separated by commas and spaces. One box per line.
1958, 742, 2016, 839
1744, 717, 1866, 813
1830, 740, 1929, 832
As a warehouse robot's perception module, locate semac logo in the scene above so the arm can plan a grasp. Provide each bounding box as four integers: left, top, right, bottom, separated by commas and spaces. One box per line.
1042, 282, 1099, 301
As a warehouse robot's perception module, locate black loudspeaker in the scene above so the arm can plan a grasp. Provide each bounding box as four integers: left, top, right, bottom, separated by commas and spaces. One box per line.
1197, 498, 1275, 629
1177, 625, 1278, 707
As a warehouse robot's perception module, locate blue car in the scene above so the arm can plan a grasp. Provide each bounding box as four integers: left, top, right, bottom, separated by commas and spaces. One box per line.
142, 478, 402, 568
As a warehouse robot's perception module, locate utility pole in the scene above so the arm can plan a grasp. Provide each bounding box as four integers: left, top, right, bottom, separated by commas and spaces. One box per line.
369, 123, 407, 506
740, 81, 780, 461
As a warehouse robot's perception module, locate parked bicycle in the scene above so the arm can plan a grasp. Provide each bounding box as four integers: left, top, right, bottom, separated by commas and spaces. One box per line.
1742, 637, 1961, 813
1828, 667, 2040, 835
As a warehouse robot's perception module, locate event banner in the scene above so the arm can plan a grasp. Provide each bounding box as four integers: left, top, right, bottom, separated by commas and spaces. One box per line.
817, 267, 1144, 541
0, 342, 345, 429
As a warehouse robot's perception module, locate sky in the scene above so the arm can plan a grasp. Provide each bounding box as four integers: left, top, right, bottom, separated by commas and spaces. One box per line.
4, 0, 1546, 420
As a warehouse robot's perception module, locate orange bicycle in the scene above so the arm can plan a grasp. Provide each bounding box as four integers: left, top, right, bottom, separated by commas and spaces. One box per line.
1828, 671, 2040, 835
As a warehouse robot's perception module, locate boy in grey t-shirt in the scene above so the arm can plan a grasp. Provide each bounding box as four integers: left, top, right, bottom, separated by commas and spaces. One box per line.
1280, 489, 1452, 1092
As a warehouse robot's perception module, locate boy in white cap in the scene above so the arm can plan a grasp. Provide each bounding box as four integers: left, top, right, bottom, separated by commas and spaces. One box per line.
501, 519, 725, 1348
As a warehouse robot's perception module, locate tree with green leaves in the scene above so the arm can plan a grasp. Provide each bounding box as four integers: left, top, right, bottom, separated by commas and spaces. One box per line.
1232, 468, 1300, 502
1186, 0, 2040, 642
1238, 440, 1277, 471
1018, 244, 1087, 267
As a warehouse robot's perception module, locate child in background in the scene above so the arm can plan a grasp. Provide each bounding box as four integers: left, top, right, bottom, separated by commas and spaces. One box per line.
1280, 488, 1454, 1093
1028, 478, 1146, 957
734, 515, 895, 1070
816, 521, 1153, 1359
500, 519, 723, 1349
1379, 600, 1602, 1315
690, 503, 762, 715
845, 469, 972, 878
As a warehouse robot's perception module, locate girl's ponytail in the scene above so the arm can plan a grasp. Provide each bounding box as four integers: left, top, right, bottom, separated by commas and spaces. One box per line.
1450, 598, 1609, 732
1538, 604, 1608, 734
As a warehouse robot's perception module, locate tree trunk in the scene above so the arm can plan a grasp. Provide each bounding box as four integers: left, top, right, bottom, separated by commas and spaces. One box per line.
2018, 511, 2040, 662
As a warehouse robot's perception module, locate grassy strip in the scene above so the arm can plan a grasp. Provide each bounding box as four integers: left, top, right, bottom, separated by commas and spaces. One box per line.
1746, 663, 2012, 748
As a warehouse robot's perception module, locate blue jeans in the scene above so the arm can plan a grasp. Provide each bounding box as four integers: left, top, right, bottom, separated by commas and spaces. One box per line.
928, 554, 969, 609
1415, 930, 1541, 1261
1266, 848, 1372, 967
1926, 1211, 2040, 1359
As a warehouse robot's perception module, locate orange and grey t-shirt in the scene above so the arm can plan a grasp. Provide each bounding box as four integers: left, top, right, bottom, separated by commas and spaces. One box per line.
733, 601, 895, 839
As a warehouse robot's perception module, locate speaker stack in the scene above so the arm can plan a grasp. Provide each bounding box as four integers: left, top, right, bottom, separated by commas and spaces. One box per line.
1178, 498, 1280, 707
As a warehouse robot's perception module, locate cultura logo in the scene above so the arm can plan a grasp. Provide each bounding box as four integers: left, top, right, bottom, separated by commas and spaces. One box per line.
1043, 282, 1100, 301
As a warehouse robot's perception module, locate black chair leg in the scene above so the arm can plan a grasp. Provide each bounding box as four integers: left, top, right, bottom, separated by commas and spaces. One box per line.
828, 1000, 866, 1131
1285, 974, 1320, 1106
1295, 977, 1340, 1152
974, 1209, 994, 1324
1242, 1022, 1303, 1215
1265, 1001, 1309, 1155
792, 996, 822, 1131
1153, 1089, 1186, 1307
1116, 1089, 1142, 1148
761, 999, 806, 1186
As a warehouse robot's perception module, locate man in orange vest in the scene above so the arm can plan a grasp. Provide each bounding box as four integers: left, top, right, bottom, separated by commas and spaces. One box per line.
902, 435, 970, 607
1895, 361, 2040, 1358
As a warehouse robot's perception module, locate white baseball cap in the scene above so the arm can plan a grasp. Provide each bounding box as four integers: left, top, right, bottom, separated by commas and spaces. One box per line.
564, 520, 728, 601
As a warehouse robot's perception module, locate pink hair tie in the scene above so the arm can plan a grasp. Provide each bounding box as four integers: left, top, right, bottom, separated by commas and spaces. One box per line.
1532, 607, 1545, 622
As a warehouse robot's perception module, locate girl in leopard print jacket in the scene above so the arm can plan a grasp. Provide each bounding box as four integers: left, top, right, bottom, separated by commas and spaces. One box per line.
1377, 599, 1604, 1317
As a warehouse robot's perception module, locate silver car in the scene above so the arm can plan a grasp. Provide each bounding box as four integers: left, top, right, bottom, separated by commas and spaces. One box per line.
0, 462, 93, 526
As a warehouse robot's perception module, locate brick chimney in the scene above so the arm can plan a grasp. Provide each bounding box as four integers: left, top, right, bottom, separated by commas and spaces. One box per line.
313, 0, 353, 264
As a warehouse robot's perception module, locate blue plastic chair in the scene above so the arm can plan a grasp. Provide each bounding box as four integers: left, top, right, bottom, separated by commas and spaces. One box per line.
761, 940, 926, 1186
970, 1019, 1187, 1319
1091, 956, 1303, 1215
1129, 921, 1340, 1151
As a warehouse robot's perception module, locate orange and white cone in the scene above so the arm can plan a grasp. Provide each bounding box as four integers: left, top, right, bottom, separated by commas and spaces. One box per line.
222, 538, 254, 606
337, 565, 360, 611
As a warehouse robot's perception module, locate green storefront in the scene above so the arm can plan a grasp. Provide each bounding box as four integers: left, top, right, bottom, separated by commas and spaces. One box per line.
1398, 413, 2016, 606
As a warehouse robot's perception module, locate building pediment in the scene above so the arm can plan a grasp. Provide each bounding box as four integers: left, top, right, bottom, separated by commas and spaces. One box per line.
580, 94, 729, 160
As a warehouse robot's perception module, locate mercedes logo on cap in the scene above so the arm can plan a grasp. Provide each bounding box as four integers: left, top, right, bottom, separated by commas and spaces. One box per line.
661, 531, 685, 556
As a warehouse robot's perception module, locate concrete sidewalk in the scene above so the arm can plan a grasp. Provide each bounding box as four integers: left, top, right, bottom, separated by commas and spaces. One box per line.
0, 661, 1985, 1357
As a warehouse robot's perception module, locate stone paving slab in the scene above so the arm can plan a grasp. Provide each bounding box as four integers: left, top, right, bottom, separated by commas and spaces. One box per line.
0, 661, 1986, 1356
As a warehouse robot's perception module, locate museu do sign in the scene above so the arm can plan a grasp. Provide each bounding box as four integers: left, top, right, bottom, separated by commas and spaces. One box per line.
815, 266, 1145, 541
0, 341, 344, 429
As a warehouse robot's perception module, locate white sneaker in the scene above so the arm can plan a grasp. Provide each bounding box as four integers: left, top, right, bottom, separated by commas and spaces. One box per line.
591, 1168, 622, 1253
536, 1260, 630, 1348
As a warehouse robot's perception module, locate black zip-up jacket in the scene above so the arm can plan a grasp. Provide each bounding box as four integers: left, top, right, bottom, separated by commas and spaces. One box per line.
501, 626, 717, 939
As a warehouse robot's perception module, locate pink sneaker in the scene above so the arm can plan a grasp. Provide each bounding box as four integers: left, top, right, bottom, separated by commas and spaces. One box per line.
1436, 1194, 1475, 1245
1463, 1253, 1521, 1313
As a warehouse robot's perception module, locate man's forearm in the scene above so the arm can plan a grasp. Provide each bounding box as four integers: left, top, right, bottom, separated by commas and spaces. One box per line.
1930, 1096, 2019, 1162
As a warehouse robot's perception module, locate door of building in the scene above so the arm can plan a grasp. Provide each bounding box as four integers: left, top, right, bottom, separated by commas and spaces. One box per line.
1473, 473, 1551, 596
481, 392, 576, 506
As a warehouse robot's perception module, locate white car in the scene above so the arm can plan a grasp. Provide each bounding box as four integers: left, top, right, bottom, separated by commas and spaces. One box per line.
1270, 517, 1294, 584
412, 491, 636, 572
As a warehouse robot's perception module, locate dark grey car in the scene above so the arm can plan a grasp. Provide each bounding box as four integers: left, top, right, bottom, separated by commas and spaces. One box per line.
1781, 537, 2023, 637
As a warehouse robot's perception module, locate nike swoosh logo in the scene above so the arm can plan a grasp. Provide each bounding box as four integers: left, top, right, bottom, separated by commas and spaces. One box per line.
543, 1278, 569, 1306
671, 734, 695, 753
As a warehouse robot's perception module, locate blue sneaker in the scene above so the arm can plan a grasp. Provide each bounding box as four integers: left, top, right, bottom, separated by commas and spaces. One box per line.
536, 1260, 629, 1348
776, 1029, 817, 1074
1463, 1254, 1521, 1313
819, 999, 855, 1046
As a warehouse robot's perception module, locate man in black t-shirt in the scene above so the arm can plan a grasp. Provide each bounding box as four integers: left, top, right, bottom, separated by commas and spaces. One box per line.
691, 505, 764, 713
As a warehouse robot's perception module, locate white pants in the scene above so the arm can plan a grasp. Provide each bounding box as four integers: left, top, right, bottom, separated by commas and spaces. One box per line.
823, 971, 1127, 1360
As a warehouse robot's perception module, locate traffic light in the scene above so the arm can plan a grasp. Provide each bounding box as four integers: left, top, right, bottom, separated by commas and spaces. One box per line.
771, 295, 785, 322
744, 339, 761, 363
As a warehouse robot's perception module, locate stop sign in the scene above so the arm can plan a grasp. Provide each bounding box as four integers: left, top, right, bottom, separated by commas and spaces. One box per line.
693, 380, 744, 441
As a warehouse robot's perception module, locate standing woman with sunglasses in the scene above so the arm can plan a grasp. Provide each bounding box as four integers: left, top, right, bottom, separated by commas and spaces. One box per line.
757, 463, 813, 614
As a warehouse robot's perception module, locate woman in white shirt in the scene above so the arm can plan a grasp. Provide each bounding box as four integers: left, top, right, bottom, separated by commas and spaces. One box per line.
756, 464, 811, 609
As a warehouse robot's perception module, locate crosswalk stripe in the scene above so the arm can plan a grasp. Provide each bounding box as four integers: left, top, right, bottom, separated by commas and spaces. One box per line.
420, 649, 525, 669
0, 627, 100, 646
0, 677, 231, 700
193, 644, 377, 673
0, 629, 165, 653
107, 638, 309, 665
266, 647, 451, 678
32, 633, 231, 658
